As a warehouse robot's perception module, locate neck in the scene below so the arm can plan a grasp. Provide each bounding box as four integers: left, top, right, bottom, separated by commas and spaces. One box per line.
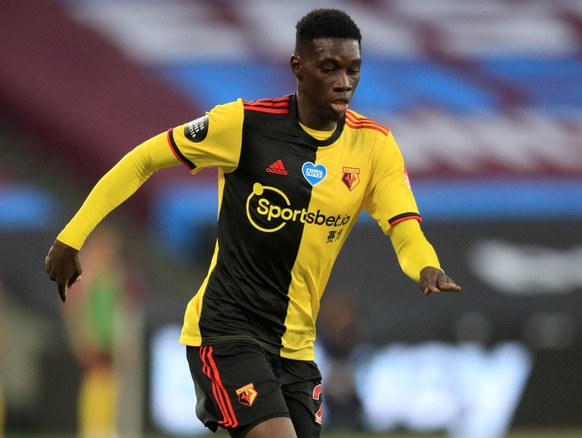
295, 92, 338, 131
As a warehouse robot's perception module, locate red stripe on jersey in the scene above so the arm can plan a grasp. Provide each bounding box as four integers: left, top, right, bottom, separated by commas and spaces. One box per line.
390, 215, 422, 227
244, 99, 290, 107
345, 119, 390, 136
244, 97, 290, 113
166, 129, 196, 170
200, 346, 238, 428
345, 111, 383, 125
244, 106, 289, 114
345, 112, 390, 136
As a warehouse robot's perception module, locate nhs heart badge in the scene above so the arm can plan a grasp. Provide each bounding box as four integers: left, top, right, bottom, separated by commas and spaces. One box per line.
302, 162, 327, 186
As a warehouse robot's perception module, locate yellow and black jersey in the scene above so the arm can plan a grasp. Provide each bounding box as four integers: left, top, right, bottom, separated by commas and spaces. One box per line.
171, 94, 421, 360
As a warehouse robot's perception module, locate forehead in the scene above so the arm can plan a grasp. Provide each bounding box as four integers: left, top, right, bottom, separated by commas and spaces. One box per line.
303, 38, 361, 62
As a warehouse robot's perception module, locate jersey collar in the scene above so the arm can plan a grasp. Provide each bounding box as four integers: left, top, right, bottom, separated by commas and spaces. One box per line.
288, 93, 345, 148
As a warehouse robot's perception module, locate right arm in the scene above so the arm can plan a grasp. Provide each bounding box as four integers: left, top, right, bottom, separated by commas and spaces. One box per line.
45, 132, 180, 302
58, 132, 180, 249
46, 100, 245, 302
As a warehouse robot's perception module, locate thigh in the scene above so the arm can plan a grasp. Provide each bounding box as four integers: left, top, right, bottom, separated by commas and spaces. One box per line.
186, 343, 290, 434
238, 416, 296, 438
279, 360, 323, 438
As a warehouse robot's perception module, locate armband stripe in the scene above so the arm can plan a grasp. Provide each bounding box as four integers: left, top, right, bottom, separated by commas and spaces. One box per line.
167, 128, 196, 171
389, 212, 422, 226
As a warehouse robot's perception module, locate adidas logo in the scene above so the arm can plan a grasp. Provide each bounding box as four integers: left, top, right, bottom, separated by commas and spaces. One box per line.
266, 159, 288, 175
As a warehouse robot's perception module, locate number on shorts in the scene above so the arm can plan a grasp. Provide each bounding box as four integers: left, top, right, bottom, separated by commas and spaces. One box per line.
313, 384, 323, 424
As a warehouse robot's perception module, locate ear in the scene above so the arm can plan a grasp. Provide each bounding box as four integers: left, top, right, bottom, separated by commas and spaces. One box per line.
290, 54, 302, 80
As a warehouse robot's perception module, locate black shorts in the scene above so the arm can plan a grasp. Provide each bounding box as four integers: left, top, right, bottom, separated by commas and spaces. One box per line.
186, 341, 323, 438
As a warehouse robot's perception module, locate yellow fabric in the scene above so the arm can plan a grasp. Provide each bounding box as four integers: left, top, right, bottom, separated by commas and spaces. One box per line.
389, 219, 441, 282
79, 367, 118, 438
57, 132, 180, 249
55, 95, 438, 361
172, 104, 425, 359
299, 122, 335, 140
280, 112, 420, 358
170, 100, 244, 174
58, 100, 244, 250
361, 130, 420, 235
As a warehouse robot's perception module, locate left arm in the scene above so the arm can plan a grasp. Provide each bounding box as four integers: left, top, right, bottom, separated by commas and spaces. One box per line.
45, 132, 179, 302
389, 219, 461, 295
362, 131, 461, 295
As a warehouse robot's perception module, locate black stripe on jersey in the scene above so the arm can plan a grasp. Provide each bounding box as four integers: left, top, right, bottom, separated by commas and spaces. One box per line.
167, 128, 196, 171
389, 212, 422, 226
198, 94, 317, 351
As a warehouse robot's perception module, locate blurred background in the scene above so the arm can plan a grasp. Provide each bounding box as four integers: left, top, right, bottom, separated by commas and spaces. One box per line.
1, 0, 581, 437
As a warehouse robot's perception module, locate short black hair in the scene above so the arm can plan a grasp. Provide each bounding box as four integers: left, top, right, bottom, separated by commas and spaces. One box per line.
295, 9, 362, 53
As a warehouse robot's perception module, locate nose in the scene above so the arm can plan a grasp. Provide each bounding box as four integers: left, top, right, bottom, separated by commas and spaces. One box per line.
334, 71, 352, 92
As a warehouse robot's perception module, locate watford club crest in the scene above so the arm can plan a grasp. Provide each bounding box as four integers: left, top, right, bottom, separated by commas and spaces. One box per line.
341, 167, 360, 191
236, 383, 258, 407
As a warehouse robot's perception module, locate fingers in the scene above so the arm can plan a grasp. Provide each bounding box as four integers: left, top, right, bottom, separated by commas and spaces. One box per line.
46, 269, 65, 302
435, 274, 461, 293
53, 274, 82, 303
420, 267, 461, 295
58, 282, 67, 303
423, 286, 438, 296
423, 283, 441, 296
67, 273, 81, 289
424, 281, 461, 295
45, 241, 82, 303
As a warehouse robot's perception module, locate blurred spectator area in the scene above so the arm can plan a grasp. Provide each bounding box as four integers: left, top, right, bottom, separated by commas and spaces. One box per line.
1, 0, 582, 254
2, 0, 582, 435
1, 0, 582, 310
1, 0, 581, 311
0, 0, 201, 224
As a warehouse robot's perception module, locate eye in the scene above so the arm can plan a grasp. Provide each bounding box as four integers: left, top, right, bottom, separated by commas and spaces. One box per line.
322, 66, 335, 74
348, 64, 361, 75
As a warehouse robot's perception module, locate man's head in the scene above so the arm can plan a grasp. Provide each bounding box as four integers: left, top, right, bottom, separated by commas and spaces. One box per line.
291, 9, 362, 130
294, 8, 362, 54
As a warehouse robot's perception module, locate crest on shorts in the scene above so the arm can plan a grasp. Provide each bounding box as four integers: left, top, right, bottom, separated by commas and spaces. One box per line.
341, 167, 360, 191
236, 383, 258, 407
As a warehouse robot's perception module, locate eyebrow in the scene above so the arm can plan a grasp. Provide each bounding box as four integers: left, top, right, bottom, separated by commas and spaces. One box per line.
318, 57, 362, 65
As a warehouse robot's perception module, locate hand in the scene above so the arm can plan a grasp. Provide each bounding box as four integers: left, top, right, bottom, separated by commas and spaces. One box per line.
45, 240, 82, 303
419, 266, 461, 296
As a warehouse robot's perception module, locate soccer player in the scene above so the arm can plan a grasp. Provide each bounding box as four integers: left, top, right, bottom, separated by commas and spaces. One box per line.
45, 8, 461, 438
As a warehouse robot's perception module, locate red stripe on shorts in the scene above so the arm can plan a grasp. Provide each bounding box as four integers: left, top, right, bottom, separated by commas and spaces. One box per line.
200, 346, 239, 428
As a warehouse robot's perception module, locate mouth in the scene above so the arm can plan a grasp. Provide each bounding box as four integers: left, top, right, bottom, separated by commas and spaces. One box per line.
331, 98, 350, 114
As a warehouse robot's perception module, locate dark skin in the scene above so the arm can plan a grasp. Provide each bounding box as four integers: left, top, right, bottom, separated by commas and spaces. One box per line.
45, 36, 460, 438
291, 38, 362, 131
45, 240, 81, 303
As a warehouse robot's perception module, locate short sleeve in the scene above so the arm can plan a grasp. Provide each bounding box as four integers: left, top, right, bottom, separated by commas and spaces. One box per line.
168, 99, 244, 174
